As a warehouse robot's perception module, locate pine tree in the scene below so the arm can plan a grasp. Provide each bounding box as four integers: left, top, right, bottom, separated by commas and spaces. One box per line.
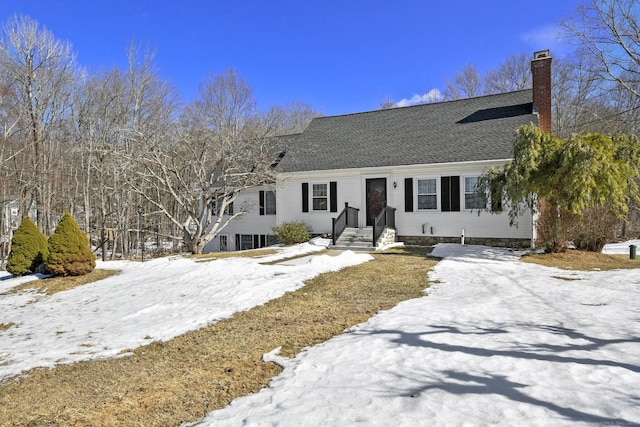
6, 217, 49, 276
47, 212, 95, 276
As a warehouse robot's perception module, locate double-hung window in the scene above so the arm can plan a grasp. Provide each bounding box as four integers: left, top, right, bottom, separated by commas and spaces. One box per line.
312, 183, 328, 210
260, 190, 276, 215
265, 191, 276, 215
302, 182, 337, 212
464, 176, 486, 210
417, 178, 437, 210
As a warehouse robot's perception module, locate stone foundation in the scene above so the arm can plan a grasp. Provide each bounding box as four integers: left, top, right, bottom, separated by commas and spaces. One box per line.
398, 235, 532, 249
376, 228, 397, 249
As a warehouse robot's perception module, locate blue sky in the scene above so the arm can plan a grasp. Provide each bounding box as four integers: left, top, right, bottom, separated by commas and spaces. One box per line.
1, 1, 581, 116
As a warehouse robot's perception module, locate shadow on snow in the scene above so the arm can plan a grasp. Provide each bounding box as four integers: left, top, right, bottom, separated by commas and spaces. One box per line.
355, 323, 640, 425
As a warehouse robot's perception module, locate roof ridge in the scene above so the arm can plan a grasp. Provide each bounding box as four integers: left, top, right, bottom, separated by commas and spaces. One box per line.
314, 89, 533, 121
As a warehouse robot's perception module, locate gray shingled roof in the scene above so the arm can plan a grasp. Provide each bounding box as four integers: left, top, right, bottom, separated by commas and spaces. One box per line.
277, 89, 535, 172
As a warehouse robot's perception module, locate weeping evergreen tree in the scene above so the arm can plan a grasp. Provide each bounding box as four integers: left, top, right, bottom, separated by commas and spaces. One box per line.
479, 124, 640, 252
47, 212, 95, 276
6, 217, 49, 276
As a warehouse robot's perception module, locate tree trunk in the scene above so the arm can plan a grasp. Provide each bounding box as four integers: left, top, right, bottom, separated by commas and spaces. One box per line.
184, 227, 204, 255
544, 197, 567, 253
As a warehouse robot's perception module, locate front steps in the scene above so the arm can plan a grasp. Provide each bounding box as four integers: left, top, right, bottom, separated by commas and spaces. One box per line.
332, 227, 374, 251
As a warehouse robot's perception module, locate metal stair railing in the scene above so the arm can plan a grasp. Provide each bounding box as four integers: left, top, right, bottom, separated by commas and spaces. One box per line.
332, 202, 360, 245
372, 205, 396, 247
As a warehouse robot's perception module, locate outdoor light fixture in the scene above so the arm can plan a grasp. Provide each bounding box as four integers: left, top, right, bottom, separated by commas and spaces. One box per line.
393, 181, 397, 189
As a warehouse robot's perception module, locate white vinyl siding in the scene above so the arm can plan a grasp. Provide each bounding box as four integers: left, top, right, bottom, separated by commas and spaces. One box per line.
202, 186, 277, 253
274, 165, 533, 249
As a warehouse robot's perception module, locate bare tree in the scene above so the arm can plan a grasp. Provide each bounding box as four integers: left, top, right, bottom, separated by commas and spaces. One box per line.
562, 0, 640, 98
264, 101, 321, 134
135, 68, 293, 254
0, 14, 77, 233
68, 43, 183, 258
608, 72, 640, 134
73, 67, 132, 250
395, 54, 530, 107
444, 64, 484, 100
115, 44, 180, 256
485, 52, 533, 94
551, 55, 605, 137
0, 15, 320, 258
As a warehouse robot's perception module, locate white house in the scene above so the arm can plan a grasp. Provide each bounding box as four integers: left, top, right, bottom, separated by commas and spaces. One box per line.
204, 51, 552, 252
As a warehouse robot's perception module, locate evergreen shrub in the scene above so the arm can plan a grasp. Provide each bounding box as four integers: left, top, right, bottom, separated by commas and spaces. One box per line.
272, 222, 311, 245
6, 217, 49, 276
47, 212, 95, 276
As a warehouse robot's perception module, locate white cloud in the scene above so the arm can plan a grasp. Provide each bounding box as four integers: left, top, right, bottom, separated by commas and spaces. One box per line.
521, 24, 572, 55
395, 88, 443, 107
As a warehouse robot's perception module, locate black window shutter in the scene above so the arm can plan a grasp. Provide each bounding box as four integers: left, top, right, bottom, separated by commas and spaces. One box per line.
302, 183, 309, 212
441, 176, 460, 212
330, 181, 338, 212
259, 191, 265, 215
253, 235, 259, 249
235, 234, 240, 251
260, 235, 266, 248
404, 178, 413, 212
441, 177, 451, 212
451, 176, 460, 212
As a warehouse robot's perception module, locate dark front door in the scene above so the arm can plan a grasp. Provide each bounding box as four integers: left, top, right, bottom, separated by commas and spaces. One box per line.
366, 178, 387, 226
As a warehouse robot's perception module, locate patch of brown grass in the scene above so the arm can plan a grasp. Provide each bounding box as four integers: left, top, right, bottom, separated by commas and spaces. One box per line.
191, 247, 280, 261
4, 269, 120, 296
0, 246, 436, 427
0, 323, 14, 332
522, 249, 640, 271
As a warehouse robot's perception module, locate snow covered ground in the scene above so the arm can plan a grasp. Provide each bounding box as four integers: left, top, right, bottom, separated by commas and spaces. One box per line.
0, 238, 372, 382
1, 239, 639, 426
192, 241, 640, 427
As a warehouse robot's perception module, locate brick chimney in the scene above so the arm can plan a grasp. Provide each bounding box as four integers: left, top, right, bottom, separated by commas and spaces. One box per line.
531, 50, 552, 134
